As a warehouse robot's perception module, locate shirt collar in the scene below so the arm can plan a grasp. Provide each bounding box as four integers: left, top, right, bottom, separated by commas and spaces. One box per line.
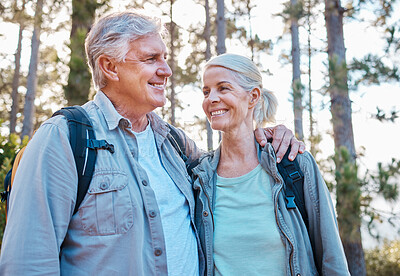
93, 91, 170, 135
93, 91, 127, 130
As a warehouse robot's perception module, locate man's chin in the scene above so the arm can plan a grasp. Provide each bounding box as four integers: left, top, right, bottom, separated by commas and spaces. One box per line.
152, 98, 167, 109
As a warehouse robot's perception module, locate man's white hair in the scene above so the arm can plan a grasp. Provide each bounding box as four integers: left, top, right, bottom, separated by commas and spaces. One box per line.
85, 10, 165, 90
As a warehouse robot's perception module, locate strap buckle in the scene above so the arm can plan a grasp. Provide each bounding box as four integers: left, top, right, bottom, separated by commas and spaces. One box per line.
289, 171, 301, 181
87, 139, 115, 153
285, 196, 296, 209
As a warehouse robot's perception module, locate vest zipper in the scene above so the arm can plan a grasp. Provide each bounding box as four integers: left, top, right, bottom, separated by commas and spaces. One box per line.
275, 179, 295, 275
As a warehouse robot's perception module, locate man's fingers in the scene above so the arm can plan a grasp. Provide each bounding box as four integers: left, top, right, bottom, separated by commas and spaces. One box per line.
271, 125, 286, 155
298, 141, 305, 154
274, 134, 291, 163
288, 139, 300, 161
254, 128, 267, 147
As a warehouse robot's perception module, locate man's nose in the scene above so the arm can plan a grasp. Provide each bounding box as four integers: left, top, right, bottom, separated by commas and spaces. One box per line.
158, 60, 172, 77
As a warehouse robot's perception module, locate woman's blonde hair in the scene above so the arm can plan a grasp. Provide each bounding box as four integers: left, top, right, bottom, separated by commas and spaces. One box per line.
203, 53, 278, 127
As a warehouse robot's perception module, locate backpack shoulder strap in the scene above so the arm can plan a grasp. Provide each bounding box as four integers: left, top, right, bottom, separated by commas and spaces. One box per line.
53, 106, 97, 215
167, 125, 199, 176
277, 147, 309, 231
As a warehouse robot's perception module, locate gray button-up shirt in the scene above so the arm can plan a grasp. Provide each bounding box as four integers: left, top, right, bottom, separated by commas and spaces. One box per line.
0, 91, 204, 275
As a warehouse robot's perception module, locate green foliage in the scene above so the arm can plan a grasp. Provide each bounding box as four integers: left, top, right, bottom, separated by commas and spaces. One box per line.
372, 159, 400, 201
328, 55, 349, 91
365, 240, 400, 276
0, 130, 27, 247
334, 146, 363, 241
278, 0, 305, 22
349, 54, 400, 87
385, 23, 400, 53
375, 107, 399, 123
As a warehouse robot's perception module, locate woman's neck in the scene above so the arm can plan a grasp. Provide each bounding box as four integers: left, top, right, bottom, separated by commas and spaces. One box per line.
217, 129, 260, 178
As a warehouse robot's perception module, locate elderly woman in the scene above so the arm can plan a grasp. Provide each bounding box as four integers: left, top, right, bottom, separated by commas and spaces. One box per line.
193, 53, 350, 276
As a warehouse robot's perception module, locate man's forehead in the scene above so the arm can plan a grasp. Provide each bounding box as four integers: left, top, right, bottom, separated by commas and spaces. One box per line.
129, 35, 168, 56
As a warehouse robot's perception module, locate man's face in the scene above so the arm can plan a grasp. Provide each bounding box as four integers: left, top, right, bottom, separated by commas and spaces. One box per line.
114, 33, 172, 114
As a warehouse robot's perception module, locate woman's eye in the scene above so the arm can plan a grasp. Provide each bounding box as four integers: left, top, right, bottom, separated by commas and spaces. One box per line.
203, 90, 210, 97
219, 86, 229, 91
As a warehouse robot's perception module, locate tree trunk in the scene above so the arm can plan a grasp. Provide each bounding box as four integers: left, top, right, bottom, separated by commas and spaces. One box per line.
10, 21, 24, 134
306, 0, 316, 156
216, 0, 226, 55
21, 0, 44, 140
246, 0, 255, 61
216, 0, 225, 142
10, 0, 27, 135
324, 0, 365, 275
204, 0, 213, 151
65, 0, 98, 105
168, 0, 176, 126
290, 0, 304, 140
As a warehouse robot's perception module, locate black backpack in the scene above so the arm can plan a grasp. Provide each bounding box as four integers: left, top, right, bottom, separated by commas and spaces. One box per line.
1, 106, 115, 217
277, 147, 308, 231
1, 107, 196, 218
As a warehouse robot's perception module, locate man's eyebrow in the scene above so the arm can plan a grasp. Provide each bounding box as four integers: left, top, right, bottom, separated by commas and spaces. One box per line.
138, 52, 158, 58
139, 49, 168, 59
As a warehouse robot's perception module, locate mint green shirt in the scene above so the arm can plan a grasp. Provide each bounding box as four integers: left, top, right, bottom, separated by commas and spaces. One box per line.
213, 164, 286, 276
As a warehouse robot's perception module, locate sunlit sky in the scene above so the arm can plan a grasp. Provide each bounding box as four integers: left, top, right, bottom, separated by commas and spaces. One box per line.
0, 0, 399, 246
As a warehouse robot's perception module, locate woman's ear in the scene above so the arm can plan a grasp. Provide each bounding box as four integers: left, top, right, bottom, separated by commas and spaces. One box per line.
98, 55, 119, 82
249, 87, 261, 109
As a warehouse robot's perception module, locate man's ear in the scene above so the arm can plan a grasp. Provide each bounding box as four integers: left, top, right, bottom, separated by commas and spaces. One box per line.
98, 55, 119, 82
249, 87, 261, 109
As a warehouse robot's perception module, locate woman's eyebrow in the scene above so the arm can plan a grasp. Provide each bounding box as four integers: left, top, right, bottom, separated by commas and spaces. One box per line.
217, 81, 232, 85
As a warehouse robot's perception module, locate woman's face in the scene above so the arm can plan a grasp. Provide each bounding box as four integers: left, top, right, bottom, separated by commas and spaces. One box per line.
202, 66, 256, 132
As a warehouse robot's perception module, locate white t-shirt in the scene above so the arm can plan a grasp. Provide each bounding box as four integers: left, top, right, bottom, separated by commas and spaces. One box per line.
133, 122, 198, 276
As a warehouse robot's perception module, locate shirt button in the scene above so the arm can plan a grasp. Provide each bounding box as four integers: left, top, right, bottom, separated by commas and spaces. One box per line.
142, 180, 148, 186
100, 182, 109, 190
149, 210, 157, 218
203, 211, 209, 217
154, 248, 162, 256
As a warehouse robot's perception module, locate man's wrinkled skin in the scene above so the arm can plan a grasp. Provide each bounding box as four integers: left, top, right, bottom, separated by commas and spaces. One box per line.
255, 125, 305, 163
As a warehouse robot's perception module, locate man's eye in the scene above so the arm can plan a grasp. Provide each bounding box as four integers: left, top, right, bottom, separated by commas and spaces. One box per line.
203, 90, 210, 97
219, 86, 229, 91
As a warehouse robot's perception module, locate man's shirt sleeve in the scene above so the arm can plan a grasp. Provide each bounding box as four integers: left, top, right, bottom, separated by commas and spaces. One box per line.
0, 117, 78, 275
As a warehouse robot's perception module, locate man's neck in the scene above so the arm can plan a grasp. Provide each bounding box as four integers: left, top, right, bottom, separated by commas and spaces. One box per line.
101, 88, 151, 132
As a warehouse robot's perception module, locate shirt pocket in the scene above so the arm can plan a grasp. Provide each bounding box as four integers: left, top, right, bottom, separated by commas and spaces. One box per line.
79, 169, 134, 236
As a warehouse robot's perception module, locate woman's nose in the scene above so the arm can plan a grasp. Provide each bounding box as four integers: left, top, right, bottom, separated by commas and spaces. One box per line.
208, 90, 220, 103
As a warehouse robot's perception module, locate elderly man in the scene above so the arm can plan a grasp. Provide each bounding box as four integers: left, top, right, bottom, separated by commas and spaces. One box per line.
0, 10, 304, 275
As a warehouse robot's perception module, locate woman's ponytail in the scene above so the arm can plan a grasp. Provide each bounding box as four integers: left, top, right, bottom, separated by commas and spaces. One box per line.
253, 88, 278, 128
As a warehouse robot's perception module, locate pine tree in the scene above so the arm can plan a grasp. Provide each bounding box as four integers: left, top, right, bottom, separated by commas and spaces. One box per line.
324, 0, 365, 274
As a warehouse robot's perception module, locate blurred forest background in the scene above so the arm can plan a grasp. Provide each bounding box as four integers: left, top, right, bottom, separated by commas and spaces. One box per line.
0, 0, 399, 275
